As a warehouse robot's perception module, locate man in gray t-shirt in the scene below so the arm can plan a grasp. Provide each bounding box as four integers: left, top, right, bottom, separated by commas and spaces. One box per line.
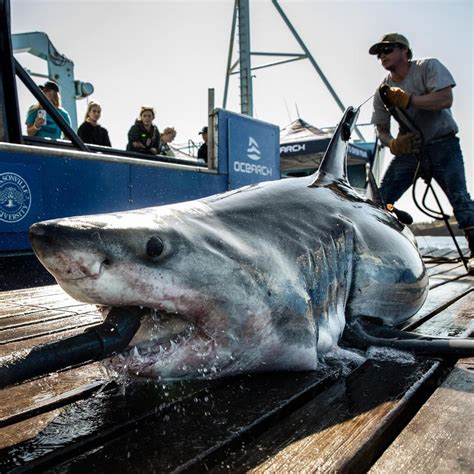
369, 32, 474, 273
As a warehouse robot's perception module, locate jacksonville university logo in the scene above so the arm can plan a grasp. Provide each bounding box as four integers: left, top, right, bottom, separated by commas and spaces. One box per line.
0, 172, 32, 223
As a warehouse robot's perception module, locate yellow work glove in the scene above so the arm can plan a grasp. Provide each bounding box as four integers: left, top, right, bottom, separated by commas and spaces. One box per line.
385, 86, 411, 109
389, 132, 421, 155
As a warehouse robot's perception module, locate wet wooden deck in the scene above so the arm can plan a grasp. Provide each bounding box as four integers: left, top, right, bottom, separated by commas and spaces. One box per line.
0, 249, 473, 473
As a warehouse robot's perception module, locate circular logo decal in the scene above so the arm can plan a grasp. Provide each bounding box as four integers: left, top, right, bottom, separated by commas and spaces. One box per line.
0, 172, 32, 223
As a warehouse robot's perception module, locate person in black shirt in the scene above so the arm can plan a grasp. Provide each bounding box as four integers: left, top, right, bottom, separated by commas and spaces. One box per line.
77, 101, 112, 147
197, 126, 208, 163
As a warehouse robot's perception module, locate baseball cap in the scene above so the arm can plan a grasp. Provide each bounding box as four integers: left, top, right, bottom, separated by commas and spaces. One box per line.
199, 126, 208, 135
40, 81, 60, 92
369, 33, 410, 55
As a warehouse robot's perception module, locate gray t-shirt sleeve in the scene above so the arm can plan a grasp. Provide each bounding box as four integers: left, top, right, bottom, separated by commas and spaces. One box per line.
423, 58, 456, 92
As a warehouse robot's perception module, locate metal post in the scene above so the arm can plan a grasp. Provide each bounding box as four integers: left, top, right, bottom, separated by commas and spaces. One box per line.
237, 0, 253, 116
223, 1, 238, 109
208, 88, 216, 169
0, 0, 22, 143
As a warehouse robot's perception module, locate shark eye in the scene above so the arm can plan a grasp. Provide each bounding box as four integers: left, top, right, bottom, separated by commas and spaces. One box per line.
146, 236, 164, 258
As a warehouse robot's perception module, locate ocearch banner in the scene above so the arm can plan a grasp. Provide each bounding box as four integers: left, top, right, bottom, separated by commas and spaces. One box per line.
227, 115, 280, 189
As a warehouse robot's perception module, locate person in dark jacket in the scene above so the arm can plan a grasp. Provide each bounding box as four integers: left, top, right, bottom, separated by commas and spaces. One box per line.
77, 101, 111, 147
197, 126, 208, 163
127, 106, 160, 155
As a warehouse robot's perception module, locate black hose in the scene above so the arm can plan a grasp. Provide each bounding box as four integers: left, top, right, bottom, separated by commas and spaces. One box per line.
0, 306, 145, 389
343, 319, 474, 357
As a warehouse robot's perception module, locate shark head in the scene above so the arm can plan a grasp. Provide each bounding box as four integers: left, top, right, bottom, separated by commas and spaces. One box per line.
29, 193, 323, 380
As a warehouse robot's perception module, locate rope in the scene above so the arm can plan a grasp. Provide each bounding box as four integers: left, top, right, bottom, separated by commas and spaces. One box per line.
357, 93, 375, 110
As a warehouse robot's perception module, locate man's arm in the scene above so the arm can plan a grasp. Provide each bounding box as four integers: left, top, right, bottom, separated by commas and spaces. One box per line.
376, 123, 392, 147
384, 86, 453, 111
410, 86, 453, 110
26, 117, 46, 136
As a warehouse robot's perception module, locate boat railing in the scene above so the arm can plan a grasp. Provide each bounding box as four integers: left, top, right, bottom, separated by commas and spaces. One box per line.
22, 134, 206, 167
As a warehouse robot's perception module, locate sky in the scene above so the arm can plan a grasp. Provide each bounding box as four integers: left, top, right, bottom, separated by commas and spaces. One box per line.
11, 0, 473, 224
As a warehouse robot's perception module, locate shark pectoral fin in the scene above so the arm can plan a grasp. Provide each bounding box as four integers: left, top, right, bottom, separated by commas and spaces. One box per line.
343, 317, 474, 357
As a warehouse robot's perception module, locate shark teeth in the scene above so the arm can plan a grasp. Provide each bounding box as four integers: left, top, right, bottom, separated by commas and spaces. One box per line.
134, 325, 196, 356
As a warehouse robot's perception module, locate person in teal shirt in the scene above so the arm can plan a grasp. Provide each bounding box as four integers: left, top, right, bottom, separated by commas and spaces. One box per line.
25, 81, 71, 139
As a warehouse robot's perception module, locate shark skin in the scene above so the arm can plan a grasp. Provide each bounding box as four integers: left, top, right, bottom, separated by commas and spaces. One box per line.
29, 108, 429, 380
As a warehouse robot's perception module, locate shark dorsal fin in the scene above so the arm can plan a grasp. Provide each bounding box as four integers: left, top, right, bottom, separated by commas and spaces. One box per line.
310, 107, 359, 187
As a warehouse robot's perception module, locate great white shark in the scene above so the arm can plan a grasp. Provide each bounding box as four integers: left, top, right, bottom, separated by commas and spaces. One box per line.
28, 107, 472, 381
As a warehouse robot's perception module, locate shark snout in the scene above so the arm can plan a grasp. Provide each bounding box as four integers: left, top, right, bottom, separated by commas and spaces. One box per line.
29, 222, 55, 250
29, 221, 109, 281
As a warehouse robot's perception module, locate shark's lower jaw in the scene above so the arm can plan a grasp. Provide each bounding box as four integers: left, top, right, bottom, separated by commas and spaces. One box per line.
104, 307, 228, 380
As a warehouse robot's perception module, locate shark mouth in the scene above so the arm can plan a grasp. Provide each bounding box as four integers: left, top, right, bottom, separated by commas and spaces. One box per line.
104, 307, 226, 380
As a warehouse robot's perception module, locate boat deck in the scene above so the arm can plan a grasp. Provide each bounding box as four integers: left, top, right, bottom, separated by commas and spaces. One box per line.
0, 248, 473, 473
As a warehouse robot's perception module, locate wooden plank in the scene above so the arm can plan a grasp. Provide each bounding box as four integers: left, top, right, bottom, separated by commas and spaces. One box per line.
420, 247, 453, 259
0, 326, 102, 357
0, 308, 93, 330
0, 370, 338, 472
0, 311, 102, 345
420, 246, 468, 262
8, 293, 89, 311
0, 284, 102, 357
423, 261, 442, 271
412, 290, 473, 338
0, 285, 61, 302
427, 261, 465, 278
429, 269, 471, 291
0, 306, 100, 331
370, 358, 474, 473
0, 363, 106, 431
0, 303, 46, 319
201, 359, 443, 473
0, 408, 64, 452
403, 279, 473, 330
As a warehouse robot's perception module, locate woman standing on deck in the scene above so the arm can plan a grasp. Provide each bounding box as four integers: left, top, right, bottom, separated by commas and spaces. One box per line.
126, 106, 161, 155
77, 101, 112, 147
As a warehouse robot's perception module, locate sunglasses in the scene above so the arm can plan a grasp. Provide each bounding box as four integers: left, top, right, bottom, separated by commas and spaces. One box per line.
377, 45, 399, 58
